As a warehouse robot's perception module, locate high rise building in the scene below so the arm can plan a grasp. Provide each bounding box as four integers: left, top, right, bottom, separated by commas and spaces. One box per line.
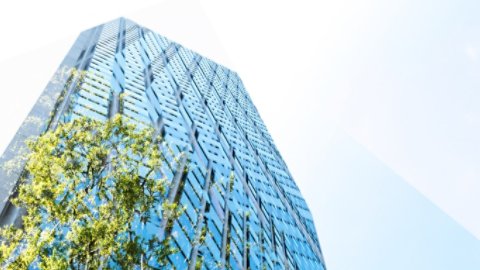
0, 18, 325, 269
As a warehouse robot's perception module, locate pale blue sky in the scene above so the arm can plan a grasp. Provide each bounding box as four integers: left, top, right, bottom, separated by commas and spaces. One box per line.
0, 0, 479, 269
314, 130, 480, 269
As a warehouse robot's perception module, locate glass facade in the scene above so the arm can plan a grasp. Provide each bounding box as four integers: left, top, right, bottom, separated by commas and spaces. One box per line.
0, 18, 325, 269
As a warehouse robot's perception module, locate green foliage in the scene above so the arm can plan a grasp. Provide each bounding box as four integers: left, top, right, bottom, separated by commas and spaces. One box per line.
0, 115, 183, 269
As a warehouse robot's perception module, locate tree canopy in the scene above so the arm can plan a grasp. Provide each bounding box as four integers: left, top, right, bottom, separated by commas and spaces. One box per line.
0, 114, 184, 269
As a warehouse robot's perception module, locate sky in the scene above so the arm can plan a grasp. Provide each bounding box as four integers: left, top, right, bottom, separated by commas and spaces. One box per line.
0, 0, 479, 269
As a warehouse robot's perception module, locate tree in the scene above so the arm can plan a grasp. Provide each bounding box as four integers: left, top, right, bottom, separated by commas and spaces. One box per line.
0, 114, 185, 269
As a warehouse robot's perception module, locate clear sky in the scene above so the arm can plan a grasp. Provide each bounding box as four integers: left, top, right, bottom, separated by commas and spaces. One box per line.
0, 0, 479, 269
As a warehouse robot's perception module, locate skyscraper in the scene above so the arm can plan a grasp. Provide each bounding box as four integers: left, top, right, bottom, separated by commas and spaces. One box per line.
0, 18, 325, 269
